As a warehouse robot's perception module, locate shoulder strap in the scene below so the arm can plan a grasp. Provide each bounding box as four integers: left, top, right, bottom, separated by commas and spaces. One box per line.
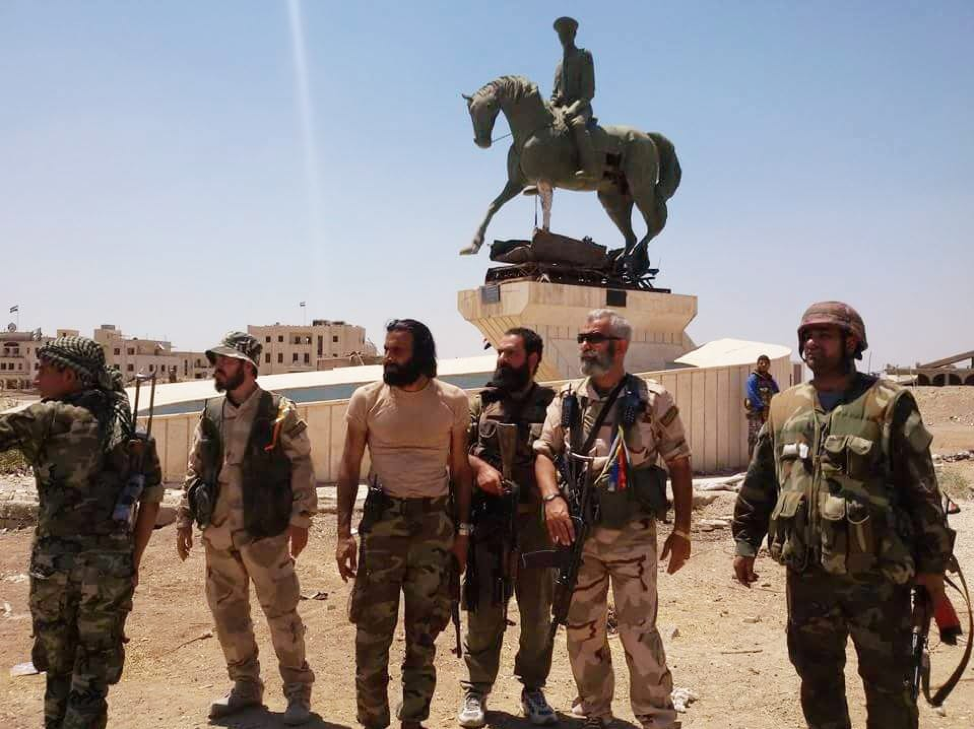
576, 378, 627, 456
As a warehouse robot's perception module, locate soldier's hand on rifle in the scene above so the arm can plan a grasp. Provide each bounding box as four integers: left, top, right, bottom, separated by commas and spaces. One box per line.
661, 531, 691, 574
733, 555, 759, 587
544, 494, 575, 546
289, 525, 309, 559
336, 534, 358, 582
474, 461, 505, 497
176, 526, 193, 561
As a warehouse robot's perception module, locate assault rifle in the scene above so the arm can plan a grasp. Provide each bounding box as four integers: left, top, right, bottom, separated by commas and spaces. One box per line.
113, 372, 157, 524
464, 422, 520, 617
910, 496, 972, 706
521, 379, 626, 645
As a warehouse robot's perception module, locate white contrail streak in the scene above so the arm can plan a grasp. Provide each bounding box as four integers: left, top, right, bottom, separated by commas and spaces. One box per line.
287, 0, 325, 274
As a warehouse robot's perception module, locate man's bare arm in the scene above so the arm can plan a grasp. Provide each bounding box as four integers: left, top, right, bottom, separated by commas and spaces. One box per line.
337, 424, 368, 539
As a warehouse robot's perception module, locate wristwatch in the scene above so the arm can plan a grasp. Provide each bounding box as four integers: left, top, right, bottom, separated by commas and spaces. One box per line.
542, 492, 564, 503
457, 522, 473, 537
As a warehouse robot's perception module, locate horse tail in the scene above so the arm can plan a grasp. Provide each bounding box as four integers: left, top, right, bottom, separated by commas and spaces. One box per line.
648, 132, 681, 202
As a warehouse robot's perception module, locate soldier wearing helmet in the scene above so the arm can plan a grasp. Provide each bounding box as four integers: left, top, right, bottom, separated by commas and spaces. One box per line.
731, 302, 953, 729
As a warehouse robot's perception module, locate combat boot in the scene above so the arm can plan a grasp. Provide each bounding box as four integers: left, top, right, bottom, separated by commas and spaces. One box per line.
208, 679, 264, 719
283, 697, 311, 725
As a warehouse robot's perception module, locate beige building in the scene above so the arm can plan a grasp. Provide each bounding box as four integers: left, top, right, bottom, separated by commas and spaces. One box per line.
248, 319, 377, 375
0, 328, 53, 391
93, 325, 209, 382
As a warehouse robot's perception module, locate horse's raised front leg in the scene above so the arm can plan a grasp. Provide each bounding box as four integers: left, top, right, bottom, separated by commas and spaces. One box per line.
460, 179, 524, 255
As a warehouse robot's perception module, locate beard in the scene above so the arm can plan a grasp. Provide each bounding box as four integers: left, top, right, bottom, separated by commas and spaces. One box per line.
580, 344, 616, 377
487, 362, 531, 392
383, 357, 424, 387
214, 366, 246, 393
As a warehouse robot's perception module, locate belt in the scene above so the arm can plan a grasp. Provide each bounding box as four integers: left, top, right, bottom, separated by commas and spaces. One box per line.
375, 492, 450, 516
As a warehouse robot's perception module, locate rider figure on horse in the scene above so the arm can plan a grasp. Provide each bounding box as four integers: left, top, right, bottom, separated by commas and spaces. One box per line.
551, 17, 599, 184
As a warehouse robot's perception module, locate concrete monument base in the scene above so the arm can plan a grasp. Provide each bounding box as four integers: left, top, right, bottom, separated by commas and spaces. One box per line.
458, 280, 697, 381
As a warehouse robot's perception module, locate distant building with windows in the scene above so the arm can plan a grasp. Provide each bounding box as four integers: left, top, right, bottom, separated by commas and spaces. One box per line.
93, 324, 210, 382
0, 328, 53, 391
247, 320, 378, 375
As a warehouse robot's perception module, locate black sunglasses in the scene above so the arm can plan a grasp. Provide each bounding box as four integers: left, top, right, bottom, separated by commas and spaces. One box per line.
577, 332, 622, 345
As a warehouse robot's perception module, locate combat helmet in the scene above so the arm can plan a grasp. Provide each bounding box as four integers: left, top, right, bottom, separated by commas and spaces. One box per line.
797, 301, 868, 360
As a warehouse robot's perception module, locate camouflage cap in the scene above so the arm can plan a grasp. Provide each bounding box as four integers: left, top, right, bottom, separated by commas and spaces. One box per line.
37, 335, 111, 387
797, 301, 868, 359
205, 331, 262, 369
553, 16, 579, 34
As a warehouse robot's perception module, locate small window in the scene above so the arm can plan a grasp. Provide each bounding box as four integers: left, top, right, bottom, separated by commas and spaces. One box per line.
332, 335, 339, 343
127, 348, 135, 355
278, 335, 284, 343
265, 353, 271, 364
265, 336, 271, 343
303, 353, 310, 364
277, 353, 283, 364
126, 364, 134, 372
114, 348, 120, 355
292, 353, 299, 362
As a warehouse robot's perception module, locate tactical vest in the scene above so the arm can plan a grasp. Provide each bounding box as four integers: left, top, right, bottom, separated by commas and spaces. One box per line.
565, 375, 667, 529
200, 391, 293, 540
473, 384, 555, 500
766, 375, 917, 583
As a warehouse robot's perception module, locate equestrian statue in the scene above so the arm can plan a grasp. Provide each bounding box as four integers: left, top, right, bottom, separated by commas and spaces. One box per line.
460, 17, 681, 279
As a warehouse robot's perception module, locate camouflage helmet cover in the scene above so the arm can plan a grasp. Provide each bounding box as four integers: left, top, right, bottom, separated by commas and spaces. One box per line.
206, 331, 262, 369
797, 301, 868, 359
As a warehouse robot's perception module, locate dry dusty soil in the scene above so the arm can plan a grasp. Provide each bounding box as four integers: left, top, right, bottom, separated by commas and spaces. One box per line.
0, 386, 971, 729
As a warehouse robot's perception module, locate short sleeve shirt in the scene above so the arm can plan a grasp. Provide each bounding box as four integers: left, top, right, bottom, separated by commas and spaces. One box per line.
346, 378, 469, 498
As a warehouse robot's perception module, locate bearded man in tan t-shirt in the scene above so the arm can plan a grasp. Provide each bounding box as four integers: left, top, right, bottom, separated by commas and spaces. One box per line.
336, 318, 473, 729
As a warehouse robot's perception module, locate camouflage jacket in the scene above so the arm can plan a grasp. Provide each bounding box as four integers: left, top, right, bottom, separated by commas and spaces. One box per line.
469, 383, 555, 504
732, 374, 951, 582
0, 391, 163, 545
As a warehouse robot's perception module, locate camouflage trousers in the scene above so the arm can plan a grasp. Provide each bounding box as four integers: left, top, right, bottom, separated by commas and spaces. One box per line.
203, 531, 315, 700
348, 497, 454, 728
567, 517, 678, 728
786, 568, 917, 729
747, 412, 765, 458
29, 543, 134, 729
461, 508, 554, 695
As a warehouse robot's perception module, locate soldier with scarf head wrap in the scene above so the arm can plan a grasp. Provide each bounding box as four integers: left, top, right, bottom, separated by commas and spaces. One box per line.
0, 335, 163, 729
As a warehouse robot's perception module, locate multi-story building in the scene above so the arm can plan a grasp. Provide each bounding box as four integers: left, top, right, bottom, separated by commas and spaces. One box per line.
248, 319, 377, 375
0, 328, 53, 391
93, 325, 210, 382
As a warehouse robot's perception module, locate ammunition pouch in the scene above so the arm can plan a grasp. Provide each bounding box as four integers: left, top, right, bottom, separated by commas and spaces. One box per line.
594, 464, 669, 529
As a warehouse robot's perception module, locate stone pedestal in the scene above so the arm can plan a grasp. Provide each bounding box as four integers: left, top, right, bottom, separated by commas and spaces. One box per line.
458, 281, 697, 381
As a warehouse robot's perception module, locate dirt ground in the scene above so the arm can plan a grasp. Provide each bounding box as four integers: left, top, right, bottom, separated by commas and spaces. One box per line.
0, 386, 971, 729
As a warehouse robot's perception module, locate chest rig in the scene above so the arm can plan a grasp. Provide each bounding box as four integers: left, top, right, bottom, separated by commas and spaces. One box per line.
766, 375, 916, 583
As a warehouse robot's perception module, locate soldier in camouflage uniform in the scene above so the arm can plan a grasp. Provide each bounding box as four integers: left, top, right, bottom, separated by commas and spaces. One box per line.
534, 310, 694, 729
336, 319, 473, 729
458, 328, 557, 728
175, 332, 317, 725
732, 302, 953, 729
0, 336, 163, 729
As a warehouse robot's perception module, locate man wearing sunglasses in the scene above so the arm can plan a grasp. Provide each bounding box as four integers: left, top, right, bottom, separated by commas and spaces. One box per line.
534, 309, 693, 729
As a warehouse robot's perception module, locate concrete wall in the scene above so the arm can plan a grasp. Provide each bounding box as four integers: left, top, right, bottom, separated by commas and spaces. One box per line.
146, 355, 793, 485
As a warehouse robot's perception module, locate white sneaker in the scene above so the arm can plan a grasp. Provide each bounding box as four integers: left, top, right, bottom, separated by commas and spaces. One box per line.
458, 692, 487, 728
521, 689, 558, 725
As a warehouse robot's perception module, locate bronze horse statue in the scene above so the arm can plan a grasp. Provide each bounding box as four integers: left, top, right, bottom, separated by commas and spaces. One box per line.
460, 75, 681, 276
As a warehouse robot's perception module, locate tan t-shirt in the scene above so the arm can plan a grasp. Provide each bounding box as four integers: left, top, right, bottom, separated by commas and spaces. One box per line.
346, 378, 469, 498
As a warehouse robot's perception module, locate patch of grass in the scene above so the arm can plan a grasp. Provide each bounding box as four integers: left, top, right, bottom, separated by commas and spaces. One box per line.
937, 465, 974, 502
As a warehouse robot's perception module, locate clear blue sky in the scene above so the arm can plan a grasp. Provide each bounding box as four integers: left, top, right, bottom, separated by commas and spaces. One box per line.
2, 1, 971, 370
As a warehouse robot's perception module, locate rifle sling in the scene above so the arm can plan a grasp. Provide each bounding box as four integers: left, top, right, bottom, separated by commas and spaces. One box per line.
925, 562, 973, 706
572, 378, 628, 461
